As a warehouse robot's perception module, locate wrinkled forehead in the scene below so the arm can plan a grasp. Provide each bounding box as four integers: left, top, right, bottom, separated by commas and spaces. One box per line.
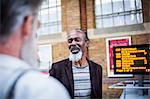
68, 30, 85, 39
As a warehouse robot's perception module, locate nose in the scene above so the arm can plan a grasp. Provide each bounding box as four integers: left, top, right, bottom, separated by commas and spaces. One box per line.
71, 39, 77, 45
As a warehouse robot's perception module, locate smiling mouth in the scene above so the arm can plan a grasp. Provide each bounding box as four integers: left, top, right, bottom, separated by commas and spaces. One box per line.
71, 49, 79, 54
70, 47, 80, 54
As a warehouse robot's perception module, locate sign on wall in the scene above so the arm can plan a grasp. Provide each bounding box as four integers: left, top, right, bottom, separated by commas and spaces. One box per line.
38, 44, 52, 71
106, 36, 132, 77
114, 44, 150, 74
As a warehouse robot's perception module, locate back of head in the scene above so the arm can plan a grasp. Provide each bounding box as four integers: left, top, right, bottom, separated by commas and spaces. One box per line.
0, 0, 43, 42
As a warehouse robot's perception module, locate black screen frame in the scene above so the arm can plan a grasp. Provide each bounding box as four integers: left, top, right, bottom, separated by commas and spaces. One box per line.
113, 44, 150, 75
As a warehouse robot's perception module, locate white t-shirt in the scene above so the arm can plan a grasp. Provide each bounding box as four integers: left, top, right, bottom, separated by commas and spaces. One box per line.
0, 54, 70, 99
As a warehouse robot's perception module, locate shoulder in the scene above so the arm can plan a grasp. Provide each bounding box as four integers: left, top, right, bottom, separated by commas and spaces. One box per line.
53, 58, 69, 65
15, 71, 70, 99
89, 60, 102, 70
52, 58, 69, 68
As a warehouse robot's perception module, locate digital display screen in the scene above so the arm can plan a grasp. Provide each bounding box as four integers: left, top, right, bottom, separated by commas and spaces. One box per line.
114, 44, 150, 74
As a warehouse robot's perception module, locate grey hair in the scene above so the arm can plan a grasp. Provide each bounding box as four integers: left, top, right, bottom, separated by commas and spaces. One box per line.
0, 0, 43, 42
68, 28, 90, 41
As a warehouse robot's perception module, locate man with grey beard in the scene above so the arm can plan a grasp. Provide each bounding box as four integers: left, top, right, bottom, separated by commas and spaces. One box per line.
0, 0, 70, 99
49, 28, 102, 99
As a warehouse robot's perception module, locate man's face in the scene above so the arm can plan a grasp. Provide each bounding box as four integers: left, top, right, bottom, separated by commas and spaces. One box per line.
67, 31, 87, 55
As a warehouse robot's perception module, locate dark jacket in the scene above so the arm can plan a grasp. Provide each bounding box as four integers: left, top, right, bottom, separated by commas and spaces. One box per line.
49, 59, 102, 98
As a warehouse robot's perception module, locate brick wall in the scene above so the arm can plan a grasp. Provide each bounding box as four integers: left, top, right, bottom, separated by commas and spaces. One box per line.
142, 0, 150, 22
80, 0, 87, 30
86, 0, 95, 29
52, 42, 69, 63
62, 0, 81, 32
61, 0, 95, 32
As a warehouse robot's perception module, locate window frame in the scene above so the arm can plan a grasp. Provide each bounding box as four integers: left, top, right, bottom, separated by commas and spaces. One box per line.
38, 0, 62, 35
95, 0, 143, 28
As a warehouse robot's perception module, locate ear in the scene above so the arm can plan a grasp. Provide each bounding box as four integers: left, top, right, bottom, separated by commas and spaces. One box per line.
21, 16, 34, 40
85, 40, 90, 47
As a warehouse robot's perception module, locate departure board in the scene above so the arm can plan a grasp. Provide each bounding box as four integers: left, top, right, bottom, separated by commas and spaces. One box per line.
114, 44, 150, 74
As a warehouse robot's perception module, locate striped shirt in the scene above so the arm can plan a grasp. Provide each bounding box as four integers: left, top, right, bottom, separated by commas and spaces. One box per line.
72, 65, 91, 99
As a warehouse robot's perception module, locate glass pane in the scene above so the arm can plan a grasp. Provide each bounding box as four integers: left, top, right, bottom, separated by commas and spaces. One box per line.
124, 0, 135, 11
38, 12, 41, 20
103, 17, 113, 27
114, 15, 124, 26
95, 0, 101, 5
102, 0, 112, 14
40, 9, 49, 23
137, 13, 143, 23
37, 28, 42, 35
95, 0, 102, 15
57, 7, 62, 21
38, 45, 52, 70
96, 18, 102, 28
112, 0, 123, 13
49, 0, 57, 7
57, 0, 61, 5
95, 5, 102, 15
40, 26, 50, 35
136, 0, 142, 9
49, 24, 58, 33
57, 22, 62, 32
49, 7, 57, 22
41, 0, 49, 9
125, 14, 137, 25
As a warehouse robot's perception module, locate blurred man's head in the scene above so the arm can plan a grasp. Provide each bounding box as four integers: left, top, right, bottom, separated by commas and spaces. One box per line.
67, 28, 89, 62
0, 0, 43, 67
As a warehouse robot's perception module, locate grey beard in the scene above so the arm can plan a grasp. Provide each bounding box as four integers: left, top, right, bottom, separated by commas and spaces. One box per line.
20, 37, 38, 68
20, 18, 39, 68
69, 51, 82, 62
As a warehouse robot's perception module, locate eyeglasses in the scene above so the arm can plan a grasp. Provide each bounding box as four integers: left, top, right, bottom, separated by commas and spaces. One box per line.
67, 37, 81, 43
